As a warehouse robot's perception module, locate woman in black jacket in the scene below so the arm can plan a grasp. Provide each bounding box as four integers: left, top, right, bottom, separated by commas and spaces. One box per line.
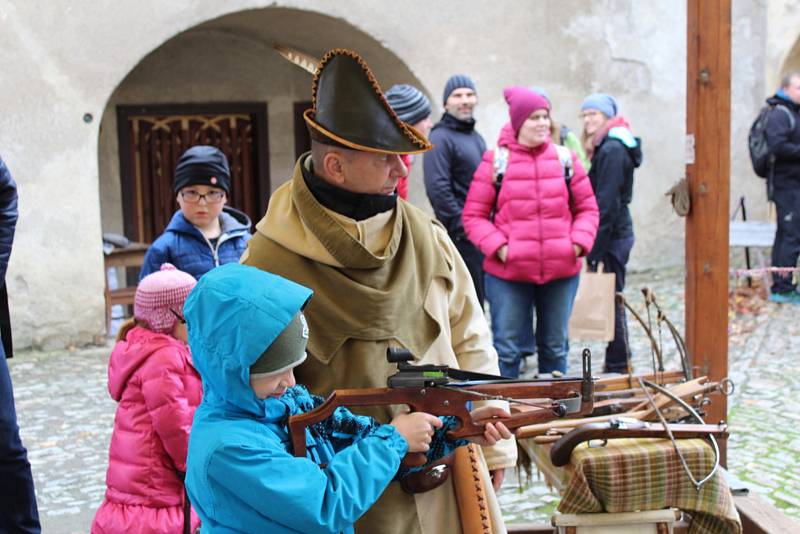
580, 94, 643, 373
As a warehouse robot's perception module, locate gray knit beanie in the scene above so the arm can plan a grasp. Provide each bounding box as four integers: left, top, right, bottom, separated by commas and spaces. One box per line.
385, 84, 432, 126
249, 312, 309, 377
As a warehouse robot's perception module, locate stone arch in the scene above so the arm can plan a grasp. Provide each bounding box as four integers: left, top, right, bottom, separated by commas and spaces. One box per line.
97, 6, 428, 239
779, 35, 800, 83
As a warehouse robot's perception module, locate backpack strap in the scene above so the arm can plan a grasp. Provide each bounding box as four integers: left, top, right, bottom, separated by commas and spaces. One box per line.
774, 103, 797, 131
554, 144, 574, 206
491, 145, 574, 218
492, 146, 509, 192
490, 146, 509, 222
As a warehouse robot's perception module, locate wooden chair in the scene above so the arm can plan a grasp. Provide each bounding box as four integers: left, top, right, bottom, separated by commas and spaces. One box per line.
103, 243, 149, 331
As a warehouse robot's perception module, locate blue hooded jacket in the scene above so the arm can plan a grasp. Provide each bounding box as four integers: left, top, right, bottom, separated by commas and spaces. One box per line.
183, 264, 410, 534
140, 206, 251, 281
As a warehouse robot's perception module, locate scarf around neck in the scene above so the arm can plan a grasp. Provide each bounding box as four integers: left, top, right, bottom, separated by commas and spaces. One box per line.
301, 158, 397, 221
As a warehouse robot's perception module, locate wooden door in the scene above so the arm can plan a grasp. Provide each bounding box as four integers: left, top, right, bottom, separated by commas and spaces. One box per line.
117, 103, 269, 243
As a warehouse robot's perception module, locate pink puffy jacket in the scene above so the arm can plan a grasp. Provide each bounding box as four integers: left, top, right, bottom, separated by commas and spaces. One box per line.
463, 124, 599, 284
92, 326, 202, 534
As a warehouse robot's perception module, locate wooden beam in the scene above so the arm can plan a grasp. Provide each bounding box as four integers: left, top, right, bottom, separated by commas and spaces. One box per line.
734, 493, 800, 533
685, 0, 731, 459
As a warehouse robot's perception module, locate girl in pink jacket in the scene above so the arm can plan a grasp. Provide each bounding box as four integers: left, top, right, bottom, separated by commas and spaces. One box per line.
463, 87, 599, 377
92, 264, 202, 534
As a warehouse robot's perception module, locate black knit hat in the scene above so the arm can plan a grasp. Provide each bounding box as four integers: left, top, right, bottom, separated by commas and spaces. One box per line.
385, 84, 432, 126
443, 74, 477, 105
173, 145, 231, 194
303, 49, 432, 155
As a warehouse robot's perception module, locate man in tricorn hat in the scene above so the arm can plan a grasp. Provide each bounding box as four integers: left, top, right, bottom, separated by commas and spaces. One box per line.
242, 49, 515, 533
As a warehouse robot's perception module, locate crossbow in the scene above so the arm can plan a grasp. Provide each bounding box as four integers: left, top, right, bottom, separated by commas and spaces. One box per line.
289, 348, 595, 463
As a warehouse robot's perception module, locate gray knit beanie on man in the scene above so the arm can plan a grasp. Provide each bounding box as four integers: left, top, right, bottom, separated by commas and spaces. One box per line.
443, 74, 477, 104
385, 84, 432, 126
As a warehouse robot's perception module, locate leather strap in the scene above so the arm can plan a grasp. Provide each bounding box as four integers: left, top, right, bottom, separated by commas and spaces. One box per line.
452, 445, 493, 534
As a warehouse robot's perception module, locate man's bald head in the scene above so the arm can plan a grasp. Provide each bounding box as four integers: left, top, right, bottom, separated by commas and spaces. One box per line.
308, 140, 407, 195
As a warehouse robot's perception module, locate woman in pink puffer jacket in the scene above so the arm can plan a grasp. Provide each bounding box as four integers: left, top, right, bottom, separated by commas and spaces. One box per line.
463, 87, 598, 377
92, 264, 202, 534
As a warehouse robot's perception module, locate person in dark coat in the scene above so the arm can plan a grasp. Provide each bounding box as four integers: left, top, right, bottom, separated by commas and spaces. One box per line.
581, 94, 643, 373
765, 72, 800, 303
0, 155, 41, 533
423, 74, 487, 304
140, 145, 252, 281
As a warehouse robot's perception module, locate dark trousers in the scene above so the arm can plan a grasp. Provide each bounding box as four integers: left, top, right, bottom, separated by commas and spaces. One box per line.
0, 353, 40, 533
595, 236, 635, 373
771, 187, 800, 293
452, 236, 485, 306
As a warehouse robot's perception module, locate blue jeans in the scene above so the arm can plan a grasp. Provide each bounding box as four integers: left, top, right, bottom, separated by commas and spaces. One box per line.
485, 273, 580, 377
0, 353, 40, 533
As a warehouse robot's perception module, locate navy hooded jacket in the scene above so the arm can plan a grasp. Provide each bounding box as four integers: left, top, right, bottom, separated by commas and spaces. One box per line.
587, 127, 643, 263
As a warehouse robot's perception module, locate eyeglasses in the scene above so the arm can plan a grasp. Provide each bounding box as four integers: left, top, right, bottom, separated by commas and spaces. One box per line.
169, 308, 186, 324
579, 110, 603, 120
180, 189, 226, 204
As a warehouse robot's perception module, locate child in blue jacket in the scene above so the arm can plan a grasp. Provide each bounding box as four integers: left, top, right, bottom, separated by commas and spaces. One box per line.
184, 263, 511, 534
140, 145, 251, 281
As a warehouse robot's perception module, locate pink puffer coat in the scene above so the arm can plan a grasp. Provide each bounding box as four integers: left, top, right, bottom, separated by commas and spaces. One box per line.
463, 124, 599, 284
92, 326, 202, 534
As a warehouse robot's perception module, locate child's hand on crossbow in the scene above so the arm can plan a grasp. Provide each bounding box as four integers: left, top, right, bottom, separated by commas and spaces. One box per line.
466, 405, 515, 446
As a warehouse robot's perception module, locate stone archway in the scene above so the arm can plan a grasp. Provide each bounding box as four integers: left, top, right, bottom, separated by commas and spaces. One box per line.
97, 6, 428, 240
780, 36, 800, 82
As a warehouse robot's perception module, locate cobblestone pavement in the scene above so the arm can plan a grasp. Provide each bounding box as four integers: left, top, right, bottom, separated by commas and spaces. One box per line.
7, 267, 800, 532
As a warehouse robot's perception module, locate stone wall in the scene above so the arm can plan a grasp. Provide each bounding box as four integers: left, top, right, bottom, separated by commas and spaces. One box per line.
0, 0, 790, 349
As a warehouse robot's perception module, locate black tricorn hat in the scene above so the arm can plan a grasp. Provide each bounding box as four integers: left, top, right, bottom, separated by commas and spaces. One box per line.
303, 49, 432, 155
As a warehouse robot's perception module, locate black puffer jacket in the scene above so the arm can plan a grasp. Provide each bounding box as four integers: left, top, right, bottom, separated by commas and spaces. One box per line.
764, 94, 800, 190
587, 129, 642, 263
423, 113, 486, 239
0, 155, 18, 358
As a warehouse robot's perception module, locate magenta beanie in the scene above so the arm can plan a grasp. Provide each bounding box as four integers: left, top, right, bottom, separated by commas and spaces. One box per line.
134, 263, 197, 334
504, 86, 550, 135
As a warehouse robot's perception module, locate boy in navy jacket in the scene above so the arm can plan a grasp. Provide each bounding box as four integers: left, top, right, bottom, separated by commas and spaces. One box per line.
140, 146, 251, 280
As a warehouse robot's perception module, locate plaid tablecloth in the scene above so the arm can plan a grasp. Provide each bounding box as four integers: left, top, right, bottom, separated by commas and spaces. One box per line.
519, 437, 742, 534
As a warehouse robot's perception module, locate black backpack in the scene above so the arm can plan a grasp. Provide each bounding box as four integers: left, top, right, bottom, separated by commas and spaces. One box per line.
748, 104, 795, 178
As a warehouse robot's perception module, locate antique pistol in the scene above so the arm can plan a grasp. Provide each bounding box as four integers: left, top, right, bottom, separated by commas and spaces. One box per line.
549, 417, 729, 467
289, 348, 595, 462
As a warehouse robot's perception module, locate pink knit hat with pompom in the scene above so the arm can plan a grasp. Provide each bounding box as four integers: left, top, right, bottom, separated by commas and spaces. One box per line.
134, 263, 197, 333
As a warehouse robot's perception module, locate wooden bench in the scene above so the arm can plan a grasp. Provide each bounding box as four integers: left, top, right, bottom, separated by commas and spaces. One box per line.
103, 243, 148, 331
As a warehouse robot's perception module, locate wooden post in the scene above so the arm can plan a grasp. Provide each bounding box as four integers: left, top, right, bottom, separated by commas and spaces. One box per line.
685, 0, 731, 462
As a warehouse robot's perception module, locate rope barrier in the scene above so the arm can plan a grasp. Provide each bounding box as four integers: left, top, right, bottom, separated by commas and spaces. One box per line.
731, 266, 799, 283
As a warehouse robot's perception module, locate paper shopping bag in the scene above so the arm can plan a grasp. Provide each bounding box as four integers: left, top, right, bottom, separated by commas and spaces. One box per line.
568, 263, 616, 342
